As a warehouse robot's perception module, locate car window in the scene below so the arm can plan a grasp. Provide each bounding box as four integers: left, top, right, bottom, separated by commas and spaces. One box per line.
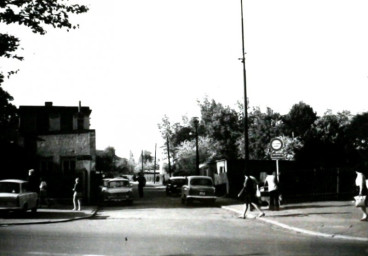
108, 181, 129, 188
172, 179, 186, 185
190, 178, 212, 186
22, 183, 29, 192
0, 182, 20, 193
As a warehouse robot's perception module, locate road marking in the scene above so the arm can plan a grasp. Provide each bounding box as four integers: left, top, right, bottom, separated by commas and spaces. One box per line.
221, 206, 368, 242
27, 252, 106, 256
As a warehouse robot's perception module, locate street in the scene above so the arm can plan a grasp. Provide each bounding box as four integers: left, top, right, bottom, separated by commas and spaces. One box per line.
0, 185, 367, 256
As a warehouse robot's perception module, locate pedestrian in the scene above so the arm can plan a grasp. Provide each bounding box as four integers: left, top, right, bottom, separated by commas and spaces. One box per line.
238, 174, 265, 219
264, 170, 279, 210
137, 172, 146, 198
355, 170, 368, 221
72, 177, 82, 211
27, 169, 39, 193
39, 178, 49, 207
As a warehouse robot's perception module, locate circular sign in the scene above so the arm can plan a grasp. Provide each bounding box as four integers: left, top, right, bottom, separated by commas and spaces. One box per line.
271, 138, 283, 151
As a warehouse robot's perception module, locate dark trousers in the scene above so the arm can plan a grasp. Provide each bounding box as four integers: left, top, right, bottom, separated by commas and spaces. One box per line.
138, 186, 144, 198
269, 190, 279, 210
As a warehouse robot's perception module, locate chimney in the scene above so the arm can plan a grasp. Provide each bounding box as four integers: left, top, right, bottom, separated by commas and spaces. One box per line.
45, 102, 53, 107
78, 101, 81, 112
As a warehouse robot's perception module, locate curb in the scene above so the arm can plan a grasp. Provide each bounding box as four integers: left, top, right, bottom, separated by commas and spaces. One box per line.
0, 208, 99, 227
221, 206, 368, 242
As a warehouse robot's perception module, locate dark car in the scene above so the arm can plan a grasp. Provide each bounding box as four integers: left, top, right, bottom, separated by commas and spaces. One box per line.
166, 176, 186, 196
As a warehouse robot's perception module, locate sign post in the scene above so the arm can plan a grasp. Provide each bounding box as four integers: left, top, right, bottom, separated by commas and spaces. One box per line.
270, 138, 285, 182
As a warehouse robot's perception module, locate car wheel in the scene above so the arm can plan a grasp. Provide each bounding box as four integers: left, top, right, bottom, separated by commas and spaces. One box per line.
181, 196, 185, 204
127, 200, 133, 206
31, 207, 37, 213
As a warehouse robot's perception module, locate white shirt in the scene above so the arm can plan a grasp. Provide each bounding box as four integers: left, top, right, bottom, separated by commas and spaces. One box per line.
265, 175, 278, 191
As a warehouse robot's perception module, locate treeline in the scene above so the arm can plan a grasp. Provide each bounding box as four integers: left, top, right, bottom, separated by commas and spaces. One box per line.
158, 97, 368, 176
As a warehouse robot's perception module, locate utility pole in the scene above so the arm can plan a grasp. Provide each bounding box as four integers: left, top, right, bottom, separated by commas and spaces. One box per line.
154, 143, 157, 184
240, 0, 249, 163
166, 135, 171, 177
193, 117, 200, 175
141, 150, 144, 174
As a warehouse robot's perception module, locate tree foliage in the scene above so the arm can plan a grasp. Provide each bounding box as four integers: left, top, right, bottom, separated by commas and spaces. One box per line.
0, 84, 18, 143
346, 112, 368, 168
158, 96, 367, 173
199, 98, 242, 159
282, 102, 317, 138
0, 0, 88, 79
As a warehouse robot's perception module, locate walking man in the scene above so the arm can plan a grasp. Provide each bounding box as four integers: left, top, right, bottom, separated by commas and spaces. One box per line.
137, 173, 146, 198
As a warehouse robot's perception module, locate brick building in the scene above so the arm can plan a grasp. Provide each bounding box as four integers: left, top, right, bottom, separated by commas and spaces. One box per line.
18, 101, 97, 202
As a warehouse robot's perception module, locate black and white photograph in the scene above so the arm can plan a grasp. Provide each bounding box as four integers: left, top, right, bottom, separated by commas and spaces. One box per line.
1, 0, 368, 255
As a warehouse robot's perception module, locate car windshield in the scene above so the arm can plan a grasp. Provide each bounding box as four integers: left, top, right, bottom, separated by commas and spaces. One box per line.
0, 182, 20, 193
108, 180, 129, 188
190, 178, 212, 186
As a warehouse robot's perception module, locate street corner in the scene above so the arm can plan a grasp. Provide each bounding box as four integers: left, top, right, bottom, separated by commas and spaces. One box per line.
0, 206, 98, 226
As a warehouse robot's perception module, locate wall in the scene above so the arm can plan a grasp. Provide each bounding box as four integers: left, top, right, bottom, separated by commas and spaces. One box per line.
37, 133, 93, 158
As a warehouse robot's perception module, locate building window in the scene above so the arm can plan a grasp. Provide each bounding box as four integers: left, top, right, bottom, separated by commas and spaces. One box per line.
61, 157, 76, 176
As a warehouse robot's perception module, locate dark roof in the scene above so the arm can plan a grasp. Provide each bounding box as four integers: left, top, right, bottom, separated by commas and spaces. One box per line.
19, 105, 91, 116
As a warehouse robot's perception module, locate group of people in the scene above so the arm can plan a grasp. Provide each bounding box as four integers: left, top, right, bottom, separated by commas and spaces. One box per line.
28, 169, 83, 211
237, 171, 279, 219
238, 169, 368, 221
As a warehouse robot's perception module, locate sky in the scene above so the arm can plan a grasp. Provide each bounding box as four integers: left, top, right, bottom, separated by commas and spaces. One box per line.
2, 0, 368, 159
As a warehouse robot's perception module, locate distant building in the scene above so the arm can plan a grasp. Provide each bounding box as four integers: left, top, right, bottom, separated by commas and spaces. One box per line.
18, 101, 96, 202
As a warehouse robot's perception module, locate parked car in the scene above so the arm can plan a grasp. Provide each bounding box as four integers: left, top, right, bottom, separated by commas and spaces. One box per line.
0, 179, 38, 213
181, 176, 216, 205
166, 176, 186, 195
100, 178, 133, 205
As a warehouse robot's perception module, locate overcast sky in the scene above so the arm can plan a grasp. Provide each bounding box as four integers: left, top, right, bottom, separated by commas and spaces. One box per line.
2, 0, 368, 159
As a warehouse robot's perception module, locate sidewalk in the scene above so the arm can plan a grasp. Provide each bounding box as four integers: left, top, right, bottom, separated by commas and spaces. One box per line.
0, 204, 97, 226
221, 199, 368, 242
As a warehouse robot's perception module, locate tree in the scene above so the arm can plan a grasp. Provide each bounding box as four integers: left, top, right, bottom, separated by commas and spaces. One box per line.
157, 115, 176, 175
0, 85, 18, 143
96, 147, 118, 176
246, 107, 283, 160
0, 1, 88, 61
199, 98, 242, 159
138, 150, 155, 171
175, 136, 217, 175
295, 110, 352, 167
282, 102, 317, 138
346, 112, 368, 168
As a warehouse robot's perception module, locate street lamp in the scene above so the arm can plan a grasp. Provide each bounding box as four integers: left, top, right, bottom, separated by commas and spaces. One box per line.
192, 117, 200, 175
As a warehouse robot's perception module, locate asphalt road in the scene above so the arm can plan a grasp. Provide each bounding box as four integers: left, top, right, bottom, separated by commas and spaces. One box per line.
0, 186, 367, 256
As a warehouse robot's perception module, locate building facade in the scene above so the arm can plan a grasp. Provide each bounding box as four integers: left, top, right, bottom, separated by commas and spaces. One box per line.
18, 102, 97, 202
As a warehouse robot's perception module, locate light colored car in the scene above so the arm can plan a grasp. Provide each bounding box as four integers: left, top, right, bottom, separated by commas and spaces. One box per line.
100, 178, 133, 205
181, 176, 216, 205
0, 179, 38, 213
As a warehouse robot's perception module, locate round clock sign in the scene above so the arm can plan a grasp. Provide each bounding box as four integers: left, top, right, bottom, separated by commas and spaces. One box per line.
271, 138, 283, 151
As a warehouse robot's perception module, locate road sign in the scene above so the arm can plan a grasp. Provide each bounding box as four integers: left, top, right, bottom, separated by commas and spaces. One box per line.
271, 152, 286, 160
270, 138, 284, 151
